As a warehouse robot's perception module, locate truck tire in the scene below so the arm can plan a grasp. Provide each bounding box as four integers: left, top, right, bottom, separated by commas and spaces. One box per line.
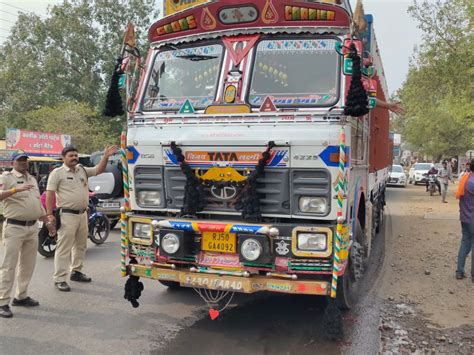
375, 201, 384, 234
337, 221, 365, 310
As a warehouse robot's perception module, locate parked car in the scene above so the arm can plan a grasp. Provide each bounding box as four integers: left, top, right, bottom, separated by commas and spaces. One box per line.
408, 163, 434, 185
88, 151, 123, 229
388, 165, 407, 187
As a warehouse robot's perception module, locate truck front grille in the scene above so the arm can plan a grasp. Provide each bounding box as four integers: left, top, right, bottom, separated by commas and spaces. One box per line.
164, 167, 290, 215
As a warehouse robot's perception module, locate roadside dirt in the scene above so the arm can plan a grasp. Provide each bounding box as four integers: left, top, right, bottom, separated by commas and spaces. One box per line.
379, 182, 473, 354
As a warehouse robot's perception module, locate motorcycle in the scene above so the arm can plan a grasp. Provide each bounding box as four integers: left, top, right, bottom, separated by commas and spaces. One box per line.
38, 187, 111, 257
425, 174, 439, 196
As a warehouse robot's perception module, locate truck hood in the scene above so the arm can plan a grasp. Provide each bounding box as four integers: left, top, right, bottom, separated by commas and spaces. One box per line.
127, 123, 341, 147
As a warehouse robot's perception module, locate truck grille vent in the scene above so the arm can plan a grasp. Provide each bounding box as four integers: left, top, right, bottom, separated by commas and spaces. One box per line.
134, 166, 165, 208
289, 259, 333, 272
164, 167, 290, 215
291, 169, 331, 216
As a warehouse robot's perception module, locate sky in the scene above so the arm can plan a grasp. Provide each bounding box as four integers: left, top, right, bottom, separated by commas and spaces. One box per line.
0, 0, 423, 95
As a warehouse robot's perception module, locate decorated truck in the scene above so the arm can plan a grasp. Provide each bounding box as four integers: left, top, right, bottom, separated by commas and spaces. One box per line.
117, 0, 391, 316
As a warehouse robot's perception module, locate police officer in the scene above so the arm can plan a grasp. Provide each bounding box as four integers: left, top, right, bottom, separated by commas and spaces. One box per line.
0, 153, 47, 318
45, 145, 117, 292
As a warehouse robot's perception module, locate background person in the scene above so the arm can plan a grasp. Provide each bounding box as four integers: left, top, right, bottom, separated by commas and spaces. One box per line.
425, 165, 441, 194
455, 159, 474, 282
0, 154, 48, 318
439, 161, 454, 203
459, 162, 471, 180
45, 145, 118, 292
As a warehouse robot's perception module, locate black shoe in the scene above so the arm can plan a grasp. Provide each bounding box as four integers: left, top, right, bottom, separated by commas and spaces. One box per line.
0, 305, 13, 318
12, 297, 39, 307
70, 271, 92, 283
55, 281, 71, 292
455, 272, 465, 280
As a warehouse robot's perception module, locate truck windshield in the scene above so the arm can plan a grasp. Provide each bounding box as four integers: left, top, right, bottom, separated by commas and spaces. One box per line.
249, 38, 339, 107
142, 44, 223, 111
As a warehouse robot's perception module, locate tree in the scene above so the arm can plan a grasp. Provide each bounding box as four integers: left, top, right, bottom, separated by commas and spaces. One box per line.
0, 0, 159, 135
397, 0, 473, 158
21, 102, 116, 153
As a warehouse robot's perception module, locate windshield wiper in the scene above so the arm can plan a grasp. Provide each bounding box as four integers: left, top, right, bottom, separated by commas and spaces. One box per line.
176, 54, 218, 61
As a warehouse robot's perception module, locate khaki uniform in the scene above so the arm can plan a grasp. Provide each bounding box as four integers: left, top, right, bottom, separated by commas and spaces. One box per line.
47, 164, 97, 282
0, 169, 45, 306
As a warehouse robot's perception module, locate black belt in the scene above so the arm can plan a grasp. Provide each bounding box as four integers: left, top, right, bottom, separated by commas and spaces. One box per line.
6, 219, 37, 227
60, 208, 87, 215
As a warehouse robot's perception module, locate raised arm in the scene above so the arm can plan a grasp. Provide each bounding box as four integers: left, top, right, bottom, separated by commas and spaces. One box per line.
376, 98, 406, 116
95, 145, 119, 175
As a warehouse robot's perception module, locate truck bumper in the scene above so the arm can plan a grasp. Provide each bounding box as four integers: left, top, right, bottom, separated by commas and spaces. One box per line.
129, 264, 330, 296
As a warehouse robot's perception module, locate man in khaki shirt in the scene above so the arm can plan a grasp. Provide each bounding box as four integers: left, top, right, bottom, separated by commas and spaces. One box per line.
46, 145, 117, 292
0, 154, 48, 318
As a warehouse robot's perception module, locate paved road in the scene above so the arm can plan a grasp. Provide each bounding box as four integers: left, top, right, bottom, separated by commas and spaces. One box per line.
0, 187, 398, 355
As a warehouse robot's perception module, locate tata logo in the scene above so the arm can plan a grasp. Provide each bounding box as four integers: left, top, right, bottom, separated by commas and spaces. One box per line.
208, 152, 238, 161
210, 185, 238, 200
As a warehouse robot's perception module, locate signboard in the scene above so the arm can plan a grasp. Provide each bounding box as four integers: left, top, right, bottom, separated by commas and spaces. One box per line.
393, 146, 401, 157
164, 0, 212, 16
5, 128, 71, 157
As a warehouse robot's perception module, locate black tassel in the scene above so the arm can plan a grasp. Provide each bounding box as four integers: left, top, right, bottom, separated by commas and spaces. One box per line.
343, 43, 369, 117
323, 297, 344, 341
103, 57, 125, 117
170, 142, 206, 216
124, 275, 144, 308
124, 260, 144, 308
238, 141, 275, 222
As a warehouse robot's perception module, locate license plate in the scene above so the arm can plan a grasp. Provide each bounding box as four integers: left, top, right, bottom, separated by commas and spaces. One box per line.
202, 232, 236, 253
101, 203, 120, 208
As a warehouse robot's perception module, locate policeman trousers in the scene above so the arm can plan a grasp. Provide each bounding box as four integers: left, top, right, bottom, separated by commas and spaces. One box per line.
0, 223, 38, 306
53, 212, 88, 283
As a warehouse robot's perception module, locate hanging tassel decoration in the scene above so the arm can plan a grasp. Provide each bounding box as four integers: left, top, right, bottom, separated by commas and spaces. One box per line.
343, 43, 369, 117
237, 141, 275, 222
103, 57, 125, 117
124, 260, 144, 308
170, 142, 206, 216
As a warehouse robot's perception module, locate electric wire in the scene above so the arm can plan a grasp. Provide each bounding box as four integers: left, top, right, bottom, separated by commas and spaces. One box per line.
0, 2, 29, 12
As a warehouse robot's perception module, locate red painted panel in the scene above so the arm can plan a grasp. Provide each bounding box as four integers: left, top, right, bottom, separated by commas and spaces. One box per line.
148, 0, 350, 43
369, 75, 391, 173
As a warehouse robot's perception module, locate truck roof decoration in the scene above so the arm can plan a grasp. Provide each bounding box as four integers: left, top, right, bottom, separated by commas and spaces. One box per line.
149, 0, 351, 44
163, 0, 352, 17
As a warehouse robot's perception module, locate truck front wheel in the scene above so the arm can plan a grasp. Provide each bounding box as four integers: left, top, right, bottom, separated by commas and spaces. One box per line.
337, 221, 365, 310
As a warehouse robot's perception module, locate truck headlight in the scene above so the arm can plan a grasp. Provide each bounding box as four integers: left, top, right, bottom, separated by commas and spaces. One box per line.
297, 233, 327, 251
240, 238, 262, 261
299, 197, 328, 213
161, 233, 180, 254
133, 223, 151, 240
137, 190, 161, 206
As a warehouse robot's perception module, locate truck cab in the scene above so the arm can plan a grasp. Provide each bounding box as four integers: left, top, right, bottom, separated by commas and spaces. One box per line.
121, 0, 390, 309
